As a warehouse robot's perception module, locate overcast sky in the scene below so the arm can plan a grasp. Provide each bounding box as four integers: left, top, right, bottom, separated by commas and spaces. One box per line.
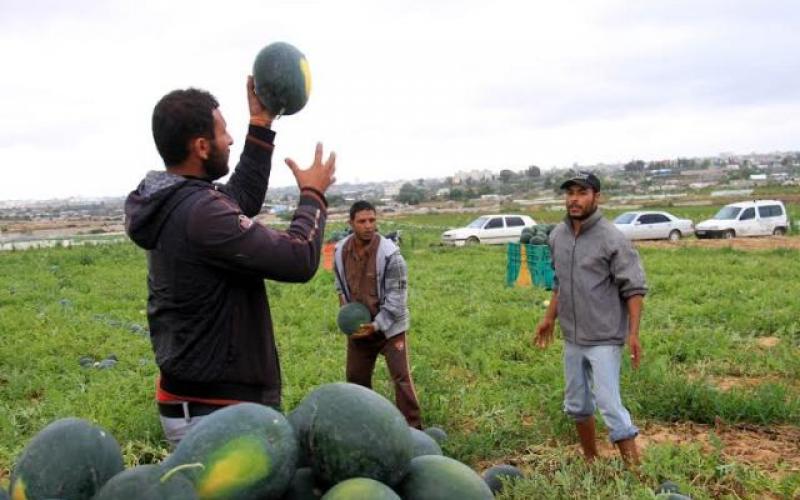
2, 0, 799, 200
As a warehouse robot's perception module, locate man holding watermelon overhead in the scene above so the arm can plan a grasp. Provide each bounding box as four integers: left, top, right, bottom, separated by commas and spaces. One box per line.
333, 201, 423, 429
533, 171, 647, 468
125, 77, 335, 445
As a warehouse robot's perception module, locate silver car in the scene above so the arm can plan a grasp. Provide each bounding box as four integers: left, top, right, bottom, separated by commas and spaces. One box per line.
613, 211, 694, 241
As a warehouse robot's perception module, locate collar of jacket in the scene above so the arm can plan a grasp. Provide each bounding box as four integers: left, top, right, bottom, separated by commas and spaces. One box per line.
562, 208, 603, 235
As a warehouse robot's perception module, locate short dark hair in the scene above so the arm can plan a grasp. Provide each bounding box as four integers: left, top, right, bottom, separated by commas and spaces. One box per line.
152, 88, 219, 167
349, 200, 376, 220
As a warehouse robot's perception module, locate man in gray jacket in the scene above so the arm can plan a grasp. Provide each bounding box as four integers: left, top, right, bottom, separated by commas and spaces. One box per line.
534, 171, 647, 467
334, 200, 422, 428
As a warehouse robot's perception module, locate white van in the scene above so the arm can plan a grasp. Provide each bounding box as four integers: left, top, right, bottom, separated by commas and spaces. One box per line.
695, 200, 789, 239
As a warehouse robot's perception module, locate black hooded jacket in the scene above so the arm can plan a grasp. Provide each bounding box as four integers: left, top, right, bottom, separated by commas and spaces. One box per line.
125, 125, 327, 406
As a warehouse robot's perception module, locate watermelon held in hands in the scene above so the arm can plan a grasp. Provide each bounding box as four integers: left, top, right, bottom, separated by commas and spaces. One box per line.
253, 42, 311, 116
336, 303, 371, 335
10, 418, 125, 500
398, 455, 493, 500
320, 478, 400, 500
162, 402, 298, 500
93, 464, 197, 500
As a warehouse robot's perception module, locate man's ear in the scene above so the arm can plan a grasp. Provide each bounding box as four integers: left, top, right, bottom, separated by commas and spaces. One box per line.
189, 136, 211, 161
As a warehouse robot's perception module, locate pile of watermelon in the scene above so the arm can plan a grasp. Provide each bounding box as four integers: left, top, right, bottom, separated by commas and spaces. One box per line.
6, 382, 520, 499
519, 224, 556, 245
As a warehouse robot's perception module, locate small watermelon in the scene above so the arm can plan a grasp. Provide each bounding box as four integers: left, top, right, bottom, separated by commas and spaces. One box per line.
482, 464, 524, 494
398, 455, 493, 500
93, 464, 197, 500
321, 478, 400, 500
282, 468, 325, 500
336, 303, 371, 335
409, 428, 442, 458
253, 42, 311, 116
162, 402, 298, 500
519, 227, 534, 243
10, 418, 124, 500
423, 426, 447, 444
307, 383, 413, 486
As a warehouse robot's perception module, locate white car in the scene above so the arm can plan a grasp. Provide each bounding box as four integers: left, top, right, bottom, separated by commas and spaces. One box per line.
441, 214, 536, 246
613, 211, 694, 241
695, 200, 789, 239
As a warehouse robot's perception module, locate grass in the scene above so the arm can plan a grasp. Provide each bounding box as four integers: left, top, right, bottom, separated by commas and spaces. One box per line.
1, 212, 799, 498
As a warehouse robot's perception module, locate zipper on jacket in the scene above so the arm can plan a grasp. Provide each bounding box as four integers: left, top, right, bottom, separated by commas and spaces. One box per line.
570, 232, 578, 343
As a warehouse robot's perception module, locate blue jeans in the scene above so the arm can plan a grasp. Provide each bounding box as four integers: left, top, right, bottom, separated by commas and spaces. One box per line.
563, 342, 638, 442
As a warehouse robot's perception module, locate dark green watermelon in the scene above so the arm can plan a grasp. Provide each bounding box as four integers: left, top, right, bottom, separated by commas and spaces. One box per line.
320, 478, 400, 500
253, 42, 311, 116
288, 390, 323, 468
93, 464, 197, 500
162, 402, 298, 500
409, 428, 442, 458
10, 418, 124, 500
529, 233, 549, 245
423, 426, 447, 444
281, 468, 324, 500
307, 383, 412, 486
398, 455, 493, 500
519, 227, 534, 243
482, 464, 524, 494
336, 303, 371, 335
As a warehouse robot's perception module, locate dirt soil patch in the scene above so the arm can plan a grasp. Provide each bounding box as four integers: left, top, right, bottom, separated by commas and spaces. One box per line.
601, 422, 800, 477
636, 236, 800, 251
756, 337, 782, 349
481, 422, 800, 479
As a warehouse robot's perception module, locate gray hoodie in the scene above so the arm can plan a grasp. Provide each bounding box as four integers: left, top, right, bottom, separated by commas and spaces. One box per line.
333, 235, 410, 338
549, 209, 647, 345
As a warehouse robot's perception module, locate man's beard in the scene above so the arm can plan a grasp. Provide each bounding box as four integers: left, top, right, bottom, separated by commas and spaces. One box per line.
568, 203, 598, 221
202, 142, 230, 181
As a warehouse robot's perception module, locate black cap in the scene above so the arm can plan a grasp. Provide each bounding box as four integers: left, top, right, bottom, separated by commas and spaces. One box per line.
560, 171, 601, 191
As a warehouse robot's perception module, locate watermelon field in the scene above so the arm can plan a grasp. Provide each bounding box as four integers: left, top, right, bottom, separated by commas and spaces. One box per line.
1, 206, 799, 498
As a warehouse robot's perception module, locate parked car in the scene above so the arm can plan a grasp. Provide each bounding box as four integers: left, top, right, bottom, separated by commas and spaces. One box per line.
613, 211, 694, 241
441, 214, 536, 246
695, 200, 789, 239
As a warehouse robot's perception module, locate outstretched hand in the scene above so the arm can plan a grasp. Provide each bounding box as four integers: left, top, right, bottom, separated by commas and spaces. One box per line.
285, 142, 336, 194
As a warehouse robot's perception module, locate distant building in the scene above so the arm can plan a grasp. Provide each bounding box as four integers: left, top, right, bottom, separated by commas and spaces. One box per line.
452, 169, 493, 184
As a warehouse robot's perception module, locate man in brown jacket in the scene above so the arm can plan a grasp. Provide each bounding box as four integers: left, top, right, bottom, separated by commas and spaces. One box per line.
333, 201, 422, 429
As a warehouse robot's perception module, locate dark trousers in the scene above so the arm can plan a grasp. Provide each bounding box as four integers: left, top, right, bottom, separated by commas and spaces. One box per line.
346, 332, 422, 429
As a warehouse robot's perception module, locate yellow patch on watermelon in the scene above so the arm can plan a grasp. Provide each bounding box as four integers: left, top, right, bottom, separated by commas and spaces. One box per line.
196, 436, 270, 499
299, 58, 312, 97
11, 479, 26, 500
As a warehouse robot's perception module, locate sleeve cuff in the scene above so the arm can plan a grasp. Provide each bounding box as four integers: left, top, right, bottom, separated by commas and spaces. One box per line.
621, 289, 647, 299
299, 188, 328, 209
242, 125, 275, 160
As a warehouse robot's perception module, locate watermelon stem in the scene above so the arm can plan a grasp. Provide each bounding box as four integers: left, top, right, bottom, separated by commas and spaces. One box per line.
160, 462, 204, 483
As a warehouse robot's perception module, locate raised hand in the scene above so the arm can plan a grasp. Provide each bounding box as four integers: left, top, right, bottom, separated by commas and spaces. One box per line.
285, 142, 336, 194
246, 75, 273, 126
